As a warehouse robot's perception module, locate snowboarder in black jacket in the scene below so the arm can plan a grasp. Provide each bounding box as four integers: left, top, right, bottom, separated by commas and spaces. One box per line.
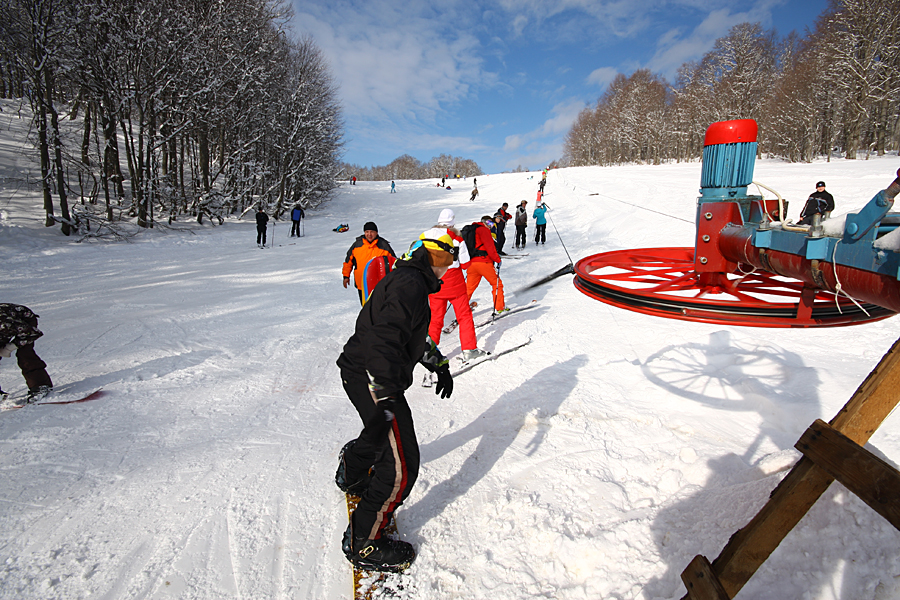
335, 239, 455, 572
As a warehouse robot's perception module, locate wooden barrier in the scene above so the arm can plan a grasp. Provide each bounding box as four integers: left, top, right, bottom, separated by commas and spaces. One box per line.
680, 336, 900, 599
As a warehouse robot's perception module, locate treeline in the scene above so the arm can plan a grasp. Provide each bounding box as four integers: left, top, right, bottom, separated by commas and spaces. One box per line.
0, 0, 342, 236
564, 0, 900, 167
342, 153, 482, 181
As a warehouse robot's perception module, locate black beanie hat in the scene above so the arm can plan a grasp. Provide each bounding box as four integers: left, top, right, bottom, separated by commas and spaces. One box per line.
364, 221, 378, 232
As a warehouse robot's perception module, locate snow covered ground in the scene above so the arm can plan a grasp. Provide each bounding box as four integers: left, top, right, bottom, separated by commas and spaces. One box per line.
2, 100, 900, 599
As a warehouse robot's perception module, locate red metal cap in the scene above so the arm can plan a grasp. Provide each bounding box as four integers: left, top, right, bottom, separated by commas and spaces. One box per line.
704, 119, 758, 146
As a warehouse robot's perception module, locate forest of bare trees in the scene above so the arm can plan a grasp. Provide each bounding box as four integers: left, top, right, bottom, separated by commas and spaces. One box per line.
0, 0, 343, 235
564, 0, 900, 168
341, 153, 483, 182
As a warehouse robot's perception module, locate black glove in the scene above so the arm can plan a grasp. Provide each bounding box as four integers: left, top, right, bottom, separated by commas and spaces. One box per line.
434, 364, 453, 399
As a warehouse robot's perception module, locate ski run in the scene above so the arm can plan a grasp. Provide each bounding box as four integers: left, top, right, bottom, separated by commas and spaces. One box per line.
2, 100, 900, 599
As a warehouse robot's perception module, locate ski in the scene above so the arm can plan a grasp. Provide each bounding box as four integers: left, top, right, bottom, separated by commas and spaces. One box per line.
474, 300, 538, 328
500, 253, 529, 259
452, 339, 532, 376
441, 301, 478, 334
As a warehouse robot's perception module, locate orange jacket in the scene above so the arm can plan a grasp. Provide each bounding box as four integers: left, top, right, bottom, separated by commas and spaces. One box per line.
342, 235, 396, 290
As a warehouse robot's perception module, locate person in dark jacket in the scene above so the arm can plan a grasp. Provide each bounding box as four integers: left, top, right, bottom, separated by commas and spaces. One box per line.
0, 304, 53, 400
255, 208, 269, 248
799, 181, 835, 225
335, 240, 455, 572
290, 204, 305, 237
493, 203, 511, 255
514, 200, 528, 249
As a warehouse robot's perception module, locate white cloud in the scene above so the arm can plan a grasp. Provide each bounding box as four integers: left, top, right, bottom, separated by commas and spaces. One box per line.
503, 98, 585, 152
587, 67, 618, 88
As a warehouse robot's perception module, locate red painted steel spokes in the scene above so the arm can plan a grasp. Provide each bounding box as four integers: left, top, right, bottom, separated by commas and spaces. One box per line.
574, 247, 894, 327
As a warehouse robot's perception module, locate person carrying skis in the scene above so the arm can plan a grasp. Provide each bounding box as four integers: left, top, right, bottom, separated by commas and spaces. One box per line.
799, 181, 835, 225
342, 222, 397, 306
465, 216, 506, 314
533, 200, 549, 244
334, 238, 455, 572
290, 204, 305, 237
255, 207, 269, 248
493, 203, 511, 255
422, 209, 488, 363
0, 304, 53, 401
514, 200, 528, 249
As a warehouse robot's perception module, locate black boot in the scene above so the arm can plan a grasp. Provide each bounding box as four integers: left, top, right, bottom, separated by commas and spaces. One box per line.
335, 440, 373, 496
342, 525, 416, 572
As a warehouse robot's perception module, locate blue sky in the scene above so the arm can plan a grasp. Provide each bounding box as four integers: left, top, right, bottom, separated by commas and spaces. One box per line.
288, 0, 827, 175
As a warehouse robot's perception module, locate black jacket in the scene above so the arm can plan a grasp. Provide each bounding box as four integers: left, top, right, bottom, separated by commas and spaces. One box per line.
256, 211, 269, 227
337, 246, 442, 397
800, 190, 834, 220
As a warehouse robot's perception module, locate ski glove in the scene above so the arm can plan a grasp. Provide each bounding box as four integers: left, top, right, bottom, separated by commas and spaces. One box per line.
434, 364, 453, 399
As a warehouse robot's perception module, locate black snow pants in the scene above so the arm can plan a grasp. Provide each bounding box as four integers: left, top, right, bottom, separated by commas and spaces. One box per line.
515, 225, 527, 248
340, 368, 419, 541
257, 224, 267, 245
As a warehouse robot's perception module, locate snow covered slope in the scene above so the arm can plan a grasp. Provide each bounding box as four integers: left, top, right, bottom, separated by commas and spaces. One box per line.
1, 100, 899, 599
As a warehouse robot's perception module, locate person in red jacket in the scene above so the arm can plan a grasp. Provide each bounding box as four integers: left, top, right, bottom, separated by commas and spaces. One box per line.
465, 216, 506, 314
422, 210, 488, 363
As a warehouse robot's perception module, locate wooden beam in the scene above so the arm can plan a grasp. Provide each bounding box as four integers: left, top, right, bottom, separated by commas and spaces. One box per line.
796, 419, 900, 531
681, 336, 900, 599
681, 555, 730, 600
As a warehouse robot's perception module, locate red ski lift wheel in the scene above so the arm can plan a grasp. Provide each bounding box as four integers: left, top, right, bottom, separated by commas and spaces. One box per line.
574, 247, 894, 328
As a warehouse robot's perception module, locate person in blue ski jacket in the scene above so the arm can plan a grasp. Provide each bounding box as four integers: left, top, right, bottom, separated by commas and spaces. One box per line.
533, 200, 549, 244
290, 204, 305, 237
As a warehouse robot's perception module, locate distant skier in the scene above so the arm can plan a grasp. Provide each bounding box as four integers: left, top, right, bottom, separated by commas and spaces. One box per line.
799, 181, 835, 225
514, 200, 528, 249
255, 207, 269, 248
290, 204, 305, 237
391, 181, 396, 193
342, 222, 396, 306
465, 216, 506, 314
0, 304, 53, 401
470, 187, 479, 202
334, 238, 455, 572
533, 200, 548, 245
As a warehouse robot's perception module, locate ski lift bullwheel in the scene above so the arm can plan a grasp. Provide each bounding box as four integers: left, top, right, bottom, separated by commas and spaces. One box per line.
573, 247, 894, 328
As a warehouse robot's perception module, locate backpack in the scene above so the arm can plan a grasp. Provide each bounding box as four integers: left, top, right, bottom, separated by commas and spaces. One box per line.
460, 223, 488, 260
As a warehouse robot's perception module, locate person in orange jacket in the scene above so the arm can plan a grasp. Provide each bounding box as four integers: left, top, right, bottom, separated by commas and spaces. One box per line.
342, 222, 396, 306
465, 216, 506, 314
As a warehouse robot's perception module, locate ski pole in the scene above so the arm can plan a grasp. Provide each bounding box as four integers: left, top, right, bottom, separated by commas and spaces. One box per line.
546, 210, 572, 265
271, 220, 275, 248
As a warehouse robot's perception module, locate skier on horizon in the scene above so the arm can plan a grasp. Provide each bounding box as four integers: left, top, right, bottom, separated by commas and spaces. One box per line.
255, 207, 269, 248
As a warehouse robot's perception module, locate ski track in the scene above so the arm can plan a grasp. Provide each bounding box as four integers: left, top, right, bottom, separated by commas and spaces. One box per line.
2, 101, 900, 599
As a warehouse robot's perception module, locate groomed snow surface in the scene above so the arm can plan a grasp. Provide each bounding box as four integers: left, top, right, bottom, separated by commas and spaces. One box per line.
2, 102, 900, 599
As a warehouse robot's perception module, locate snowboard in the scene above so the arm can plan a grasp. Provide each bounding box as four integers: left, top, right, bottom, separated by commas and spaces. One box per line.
345, 493, 406, 599
451, 339, 532, 376
0, 387, 105, 411
362, 256, 396, 306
